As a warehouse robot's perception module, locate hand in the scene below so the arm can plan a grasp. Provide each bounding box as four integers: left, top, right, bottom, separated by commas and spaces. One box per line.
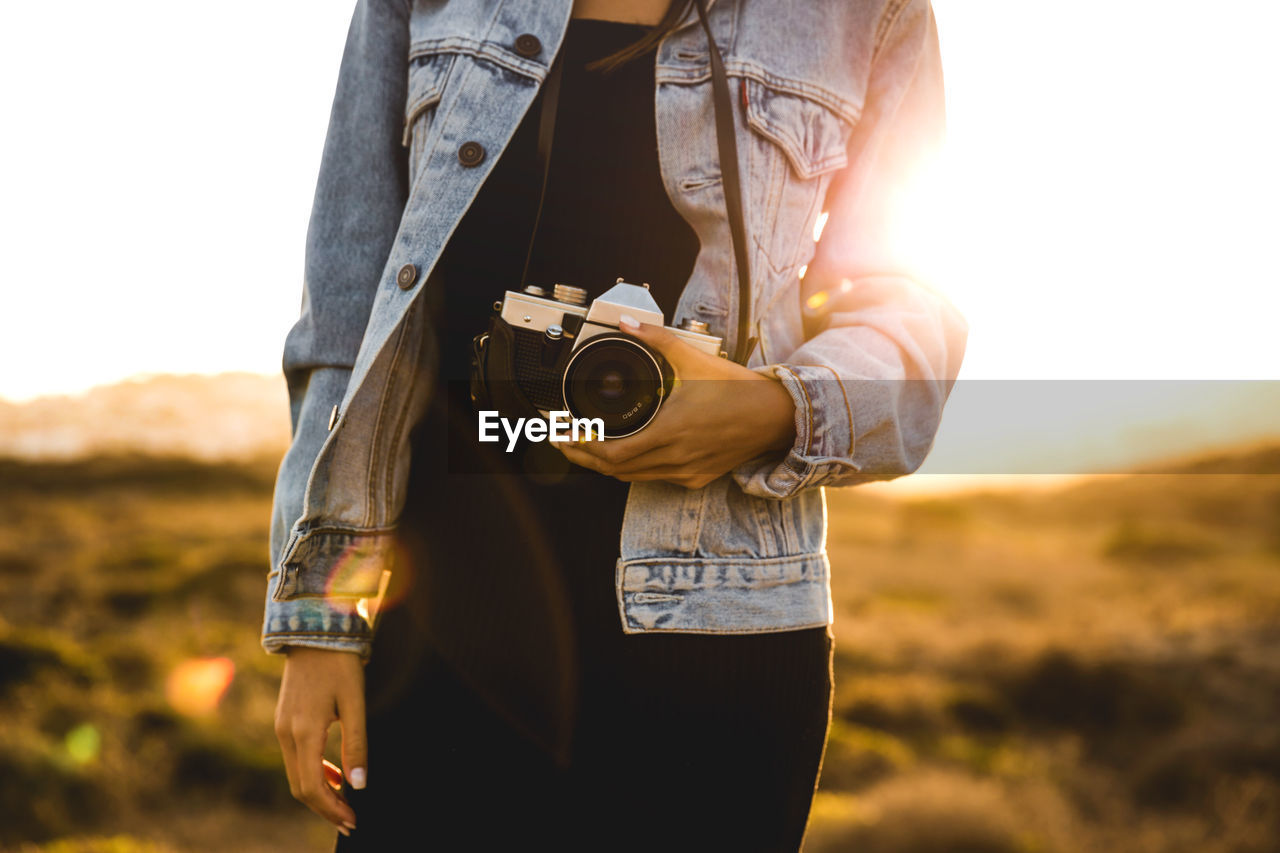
558, 315, 796, 489
274, 647, 367, 837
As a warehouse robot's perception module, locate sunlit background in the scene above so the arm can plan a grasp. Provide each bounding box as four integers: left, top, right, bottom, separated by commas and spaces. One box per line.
2, 4, 1280, 852
2, 0, 1277, 482
2, 1, 1279, 397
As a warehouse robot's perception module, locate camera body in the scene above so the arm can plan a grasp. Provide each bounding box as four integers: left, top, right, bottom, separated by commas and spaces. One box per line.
488, 279, 723, 438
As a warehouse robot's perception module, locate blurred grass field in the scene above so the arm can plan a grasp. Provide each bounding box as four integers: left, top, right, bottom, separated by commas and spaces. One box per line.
0, 449, 1277, 852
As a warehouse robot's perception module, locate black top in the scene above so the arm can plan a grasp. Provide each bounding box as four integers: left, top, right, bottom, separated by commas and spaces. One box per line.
404, 19, 699, 586
398, 16, 704, 746
433, 17, 700, 383
422, 17, 700, 486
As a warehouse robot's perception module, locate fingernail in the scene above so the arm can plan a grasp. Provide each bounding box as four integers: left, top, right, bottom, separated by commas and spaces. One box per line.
349, 767, 366, 790
344, 820, 357, 831
337, 826, 350, 837
619, 313, 639, 330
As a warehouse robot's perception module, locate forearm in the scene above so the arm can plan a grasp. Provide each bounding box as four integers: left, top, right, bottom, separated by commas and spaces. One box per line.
735, 272, 966, 497
262, 0, 412, 660
733, 0, 965, 497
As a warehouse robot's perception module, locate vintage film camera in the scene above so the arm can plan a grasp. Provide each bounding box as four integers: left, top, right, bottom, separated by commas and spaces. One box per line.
472, 279, 723, 438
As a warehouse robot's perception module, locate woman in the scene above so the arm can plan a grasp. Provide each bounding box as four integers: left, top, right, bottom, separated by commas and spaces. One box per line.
264, 0, 964, 849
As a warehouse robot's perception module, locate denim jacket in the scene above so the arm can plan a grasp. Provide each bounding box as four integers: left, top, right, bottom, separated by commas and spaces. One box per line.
261, 0, 967, 660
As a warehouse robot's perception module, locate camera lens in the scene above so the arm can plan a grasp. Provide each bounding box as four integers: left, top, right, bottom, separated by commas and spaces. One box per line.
562, 335, 671, 438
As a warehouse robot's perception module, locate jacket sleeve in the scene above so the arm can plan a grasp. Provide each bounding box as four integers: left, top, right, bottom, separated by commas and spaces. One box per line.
733, 0, 967, 499
261, 0, 410, 657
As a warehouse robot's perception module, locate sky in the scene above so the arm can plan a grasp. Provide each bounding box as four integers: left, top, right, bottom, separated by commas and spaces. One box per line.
1, 0, 1278, 404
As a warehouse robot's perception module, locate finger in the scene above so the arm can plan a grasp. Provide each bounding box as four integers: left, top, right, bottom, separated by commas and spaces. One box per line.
572, 429, 671, 466
338, 676, 368, 792
562, 396, 693, 464
632, 468, 720, 486
607, 469, 718, 488
559, 441, 659, 479
557, 437, 668, 471
275, 715, 301, 801
666, 473, 720, 489
596, 443, 690, 477
558, 442, 609, 473
561, 438, 717, 484
293, 720, 357, 833
618, 314, 701, 370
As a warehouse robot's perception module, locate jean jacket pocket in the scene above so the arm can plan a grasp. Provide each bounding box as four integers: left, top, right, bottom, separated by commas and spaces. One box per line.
401, 50, 455, 181
743, 77, 856, 181
738, 75, 860, 318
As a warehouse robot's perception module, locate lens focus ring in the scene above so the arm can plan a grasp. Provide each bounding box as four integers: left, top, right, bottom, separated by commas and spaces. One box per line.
561, 335, 671, 439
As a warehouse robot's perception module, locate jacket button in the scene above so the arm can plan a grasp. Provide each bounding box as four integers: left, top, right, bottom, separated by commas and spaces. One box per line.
396, 263, 418, 289
457, 141, 486, 167
514, 33, 542, 58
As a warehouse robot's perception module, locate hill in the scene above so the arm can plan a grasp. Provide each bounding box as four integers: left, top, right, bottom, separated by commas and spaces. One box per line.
0, 447, 1277, 851
0, 373, 289, 461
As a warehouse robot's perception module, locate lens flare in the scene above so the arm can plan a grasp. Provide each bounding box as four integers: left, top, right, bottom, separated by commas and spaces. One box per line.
64, 723, 101, 764
321, 543, 383, 601
812, 210, 829, 242
356, 569, 394, 628
165, 656, 235, 717
334, 537, 416, 630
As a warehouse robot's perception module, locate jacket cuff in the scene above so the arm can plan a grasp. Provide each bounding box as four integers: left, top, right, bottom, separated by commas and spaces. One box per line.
260, 526, 398, 661
261, 597, 375, 660
731, 363, 860, 499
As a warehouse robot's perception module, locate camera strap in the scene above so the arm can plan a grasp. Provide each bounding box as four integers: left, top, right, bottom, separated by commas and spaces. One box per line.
692, 0, 755, 365
521, 0, 755, 365
519, 53, 565, 296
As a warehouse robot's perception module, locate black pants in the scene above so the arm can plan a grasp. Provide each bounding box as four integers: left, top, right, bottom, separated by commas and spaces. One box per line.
333, 402, 833, 851
334, 610, 832, 852
335, 617, 829, 850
